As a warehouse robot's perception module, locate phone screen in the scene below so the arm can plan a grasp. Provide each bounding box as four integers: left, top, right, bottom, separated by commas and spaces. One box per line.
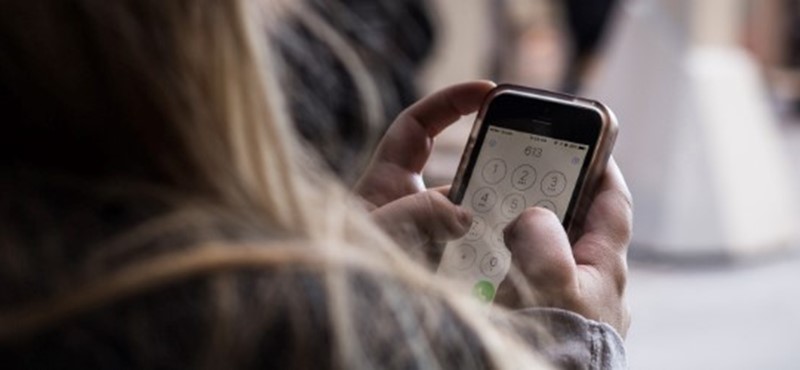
438, 121, 594, 301
471, 125, 590, 221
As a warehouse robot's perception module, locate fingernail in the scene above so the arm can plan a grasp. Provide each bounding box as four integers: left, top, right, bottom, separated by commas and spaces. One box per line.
458, 207, 473, 228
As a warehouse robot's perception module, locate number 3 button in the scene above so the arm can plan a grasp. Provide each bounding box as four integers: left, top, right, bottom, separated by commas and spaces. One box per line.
541, 171, 567, 197
511, 165, 537, 191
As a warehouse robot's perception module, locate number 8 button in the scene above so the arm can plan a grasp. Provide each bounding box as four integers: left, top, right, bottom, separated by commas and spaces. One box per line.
511, 165, 537, 191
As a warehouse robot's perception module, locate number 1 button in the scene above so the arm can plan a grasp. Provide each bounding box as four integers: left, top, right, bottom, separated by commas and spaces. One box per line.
481, 159, 507, 184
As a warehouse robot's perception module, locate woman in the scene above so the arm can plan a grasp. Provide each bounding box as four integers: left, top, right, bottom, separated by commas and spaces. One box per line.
0, 1, 631, 369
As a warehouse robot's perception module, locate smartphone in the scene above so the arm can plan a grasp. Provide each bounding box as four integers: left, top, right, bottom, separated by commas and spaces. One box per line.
436, 85, 618, 303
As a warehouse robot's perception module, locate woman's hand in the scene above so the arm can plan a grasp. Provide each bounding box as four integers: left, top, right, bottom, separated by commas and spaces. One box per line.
355, 81, 495, 207
501, 159, 633, 337
356, 81, 495, 254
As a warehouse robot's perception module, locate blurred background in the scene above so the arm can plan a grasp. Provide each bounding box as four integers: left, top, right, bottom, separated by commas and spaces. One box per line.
400, 0, 800, 368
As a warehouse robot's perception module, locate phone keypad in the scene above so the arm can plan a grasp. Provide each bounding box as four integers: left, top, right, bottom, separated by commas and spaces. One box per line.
439, 127, 588, 303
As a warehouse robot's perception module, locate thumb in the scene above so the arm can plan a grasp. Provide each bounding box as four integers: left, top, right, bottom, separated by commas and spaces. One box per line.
504, 207, 578, 302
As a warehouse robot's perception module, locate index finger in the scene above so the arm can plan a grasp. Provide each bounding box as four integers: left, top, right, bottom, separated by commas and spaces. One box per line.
400, 80, 497, 137
375, 81, 496, 172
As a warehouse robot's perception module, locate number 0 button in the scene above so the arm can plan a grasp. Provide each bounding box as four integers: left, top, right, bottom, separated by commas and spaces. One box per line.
480, 252, 507, 277
511, 165, 537, 191
481, 159, 507, 184
541, 171, 567, 196
471, 187, 498, 213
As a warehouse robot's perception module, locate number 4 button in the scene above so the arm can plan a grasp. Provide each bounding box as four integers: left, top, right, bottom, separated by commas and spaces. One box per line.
471, 187, 497, 213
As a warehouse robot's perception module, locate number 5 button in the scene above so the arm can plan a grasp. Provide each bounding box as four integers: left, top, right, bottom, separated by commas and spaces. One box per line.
511, 165, 537, 191
501, 193, 526, 219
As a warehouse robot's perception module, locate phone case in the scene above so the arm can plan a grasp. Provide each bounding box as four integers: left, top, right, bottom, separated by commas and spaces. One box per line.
449, 84, 618, 243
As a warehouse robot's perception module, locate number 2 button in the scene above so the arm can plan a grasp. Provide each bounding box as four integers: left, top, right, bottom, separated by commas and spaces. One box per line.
511, 165, 537, 191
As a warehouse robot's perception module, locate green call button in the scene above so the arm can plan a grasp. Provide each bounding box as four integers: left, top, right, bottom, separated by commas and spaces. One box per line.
472, 280, 496, 303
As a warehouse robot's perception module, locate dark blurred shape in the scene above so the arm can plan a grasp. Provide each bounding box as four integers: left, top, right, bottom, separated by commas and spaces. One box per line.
562, 0, 618, 92
787, 0, 800, 67
274, 0, 436, 182
782, 0, 800, 113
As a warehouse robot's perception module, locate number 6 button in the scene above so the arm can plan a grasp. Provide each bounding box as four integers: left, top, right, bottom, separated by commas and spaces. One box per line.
511, 165, 537, 191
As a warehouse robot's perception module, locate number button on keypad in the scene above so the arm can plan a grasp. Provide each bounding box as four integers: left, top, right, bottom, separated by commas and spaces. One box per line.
541, 171, 567, 197
501, 193, 526, 219
449, 244, 477, 270
465, 216, 486, 241
511, 165, 537, 191
481, 159, 507, 184
471, 187, 497, 213
534, 200, 558, 214
480, 251, 507, 277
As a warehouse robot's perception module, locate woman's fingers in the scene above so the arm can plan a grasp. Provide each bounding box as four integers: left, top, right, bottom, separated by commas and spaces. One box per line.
371, 190, 472, 260
356, 81, 495, 207
572, 159, 632, 292
372, 81, 496, 174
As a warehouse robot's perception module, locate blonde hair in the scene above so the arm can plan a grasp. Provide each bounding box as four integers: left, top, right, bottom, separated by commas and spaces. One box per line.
0, 1, 551, 368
